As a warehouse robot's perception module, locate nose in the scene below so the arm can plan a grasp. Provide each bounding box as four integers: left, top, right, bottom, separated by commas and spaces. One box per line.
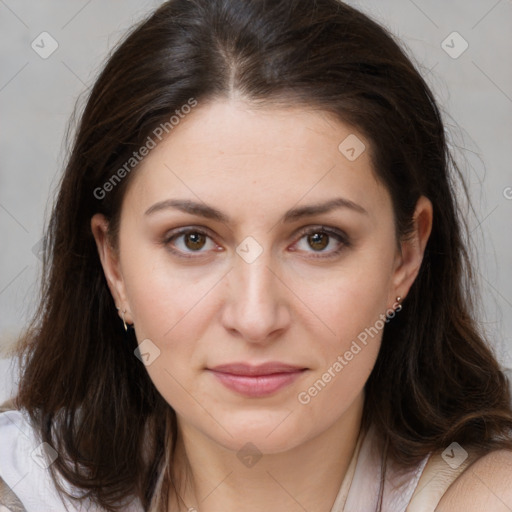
220, 248, 291, 344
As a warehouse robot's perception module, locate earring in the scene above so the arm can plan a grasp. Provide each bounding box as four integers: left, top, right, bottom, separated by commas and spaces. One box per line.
116, 306, 128, 331
395, 296, 402, 312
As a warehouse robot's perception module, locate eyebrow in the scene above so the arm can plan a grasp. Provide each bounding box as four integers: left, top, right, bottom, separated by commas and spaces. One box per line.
144, 197, 368, 223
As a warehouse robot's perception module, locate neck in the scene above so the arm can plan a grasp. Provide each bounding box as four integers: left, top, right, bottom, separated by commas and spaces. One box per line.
169, 392, 365, 512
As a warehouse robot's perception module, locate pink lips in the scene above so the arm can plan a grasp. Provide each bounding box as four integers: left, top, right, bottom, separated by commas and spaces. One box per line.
207, 362, 307, 397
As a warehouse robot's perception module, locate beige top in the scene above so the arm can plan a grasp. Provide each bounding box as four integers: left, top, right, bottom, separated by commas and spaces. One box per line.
329, 422, 478, 512
0, 402, 477, 512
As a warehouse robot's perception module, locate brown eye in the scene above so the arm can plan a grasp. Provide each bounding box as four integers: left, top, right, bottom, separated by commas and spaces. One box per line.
184, 232, 207, 251
292, 226, 350, 259
163, 227, 218, 258
307, 232, 329, 251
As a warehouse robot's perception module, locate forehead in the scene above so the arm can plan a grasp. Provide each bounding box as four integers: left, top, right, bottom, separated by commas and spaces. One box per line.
123, 99, 391, 222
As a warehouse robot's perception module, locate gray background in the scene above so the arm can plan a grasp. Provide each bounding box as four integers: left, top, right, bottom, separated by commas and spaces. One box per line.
1, 0, 511, 403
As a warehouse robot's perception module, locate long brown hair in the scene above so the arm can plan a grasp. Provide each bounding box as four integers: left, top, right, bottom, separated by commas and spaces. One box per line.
15, 0, 512, 510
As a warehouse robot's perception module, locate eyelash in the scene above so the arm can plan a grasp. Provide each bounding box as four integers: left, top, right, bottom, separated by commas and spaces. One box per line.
162, 225, 350, 260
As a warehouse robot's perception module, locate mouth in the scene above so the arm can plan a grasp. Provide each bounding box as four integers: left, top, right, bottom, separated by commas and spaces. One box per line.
206, 362, 308, 397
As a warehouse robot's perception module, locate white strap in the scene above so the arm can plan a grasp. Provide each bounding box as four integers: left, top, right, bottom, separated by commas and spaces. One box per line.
406, 446, 478, 512
329, 427, 367, 512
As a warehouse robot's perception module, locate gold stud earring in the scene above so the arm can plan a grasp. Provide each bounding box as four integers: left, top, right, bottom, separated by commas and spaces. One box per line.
395, 296, 402, 312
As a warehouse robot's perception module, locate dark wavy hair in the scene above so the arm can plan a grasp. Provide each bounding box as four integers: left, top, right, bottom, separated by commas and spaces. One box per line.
14, 0, 512, 510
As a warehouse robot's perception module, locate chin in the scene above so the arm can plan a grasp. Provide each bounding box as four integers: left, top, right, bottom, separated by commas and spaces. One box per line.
203, 413, 313, 455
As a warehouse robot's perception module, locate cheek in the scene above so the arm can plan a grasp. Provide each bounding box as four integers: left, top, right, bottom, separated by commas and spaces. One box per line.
120, 247, 228, 411
294, 274, 387, 423
122, 256, 212, 415
120, 239, 220, 335
296, 282, 385, 397
296, 256, 393, 351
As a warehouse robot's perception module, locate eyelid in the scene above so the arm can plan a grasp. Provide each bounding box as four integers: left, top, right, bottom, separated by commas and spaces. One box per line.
294, 224, 348, 241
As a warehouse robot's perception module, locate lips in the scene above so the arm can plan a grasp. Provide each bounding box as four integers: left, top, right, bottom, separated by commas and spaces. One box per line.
210, 362, 306, 376
207, 362, 307, 397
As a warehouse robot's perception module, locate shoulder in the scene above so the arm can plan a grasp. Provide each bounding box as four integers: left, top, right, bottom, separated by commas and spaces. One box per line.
0, 409, 143, 512
0, 409, 66, 511
436, 448, 512, 511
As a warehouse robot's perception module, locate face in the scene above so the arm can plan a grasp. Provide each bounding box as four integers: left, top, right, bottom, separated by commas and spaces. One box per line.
92, 98, 431, 454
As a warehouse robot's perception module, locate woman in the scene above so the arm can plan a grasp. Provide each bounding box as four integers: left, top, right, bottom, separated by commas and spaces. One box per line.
1, 0, 511, 510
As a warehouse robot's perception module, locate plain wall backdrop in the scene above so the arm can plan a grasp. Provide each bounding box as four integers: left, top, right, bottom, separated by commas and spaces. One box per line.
1, 0, 512, 402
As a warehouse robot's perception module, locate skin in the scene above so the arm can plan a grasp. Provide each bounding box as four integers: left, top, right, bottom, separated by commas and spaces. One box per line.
438, 449, 512, 511
91, 98, 433, 511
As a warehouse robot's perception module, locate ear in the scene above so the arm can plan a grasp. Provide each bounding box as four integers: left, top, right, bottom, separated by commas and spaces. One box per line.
389, 195, 433, 303
90, 213, 133, 324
